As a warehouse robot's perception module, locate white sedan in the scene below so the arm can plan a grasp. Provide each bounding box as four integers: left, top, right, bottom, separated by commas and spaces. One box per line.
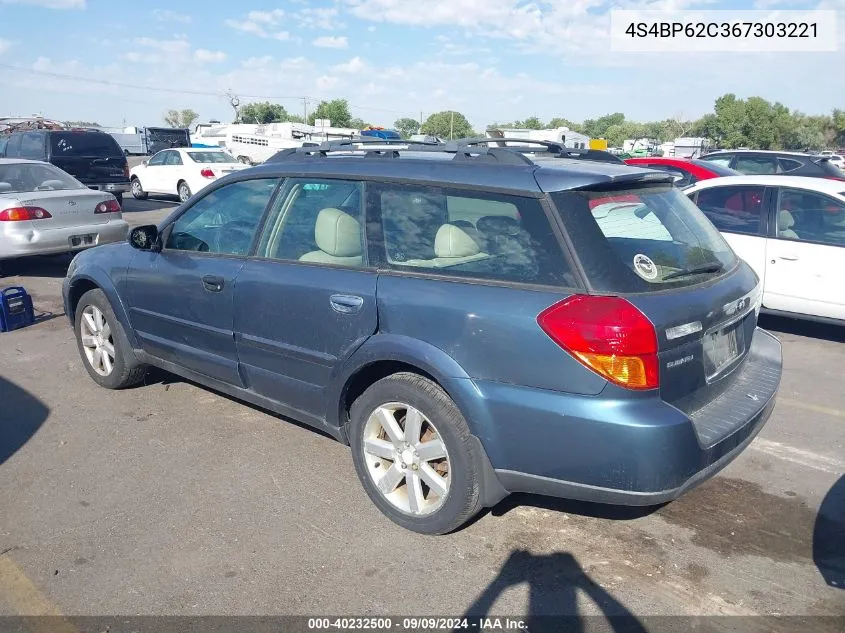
1, 158, 128, 261
686, 175, 845, 324
129, 148, 250, 203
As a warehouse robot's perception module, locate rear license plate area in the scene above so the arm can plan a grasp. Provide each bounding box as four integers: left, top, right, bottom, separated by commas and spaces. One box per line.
69, 234, 97, 248
703, 319, 746, 380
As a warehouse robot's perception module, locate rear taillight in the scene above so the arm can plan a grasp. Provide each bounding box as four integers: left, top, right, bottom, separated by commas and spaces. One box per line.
200, 169, 215, 178
124, 164, 130, 178
0, 206, 53, 222
95, 199, 121, 214
537, 295, 659, 390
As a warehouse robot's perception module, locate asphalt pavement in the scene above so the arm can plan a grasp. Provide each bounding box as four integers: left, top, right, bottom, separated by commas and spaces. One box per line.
0, 203, 843, 625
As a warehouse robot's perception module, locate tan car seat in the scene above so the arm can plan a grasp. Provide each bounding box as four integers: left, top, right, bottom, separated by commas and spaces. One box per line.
778, 209, 799, 239
299, 208, 363, 266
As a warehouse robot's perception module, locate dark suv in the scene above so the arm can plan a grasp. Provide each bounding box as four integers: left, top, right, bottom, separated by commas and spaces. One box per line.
2, 129, 130, 205
62, 139, 782, 534
700, 149, 845, 180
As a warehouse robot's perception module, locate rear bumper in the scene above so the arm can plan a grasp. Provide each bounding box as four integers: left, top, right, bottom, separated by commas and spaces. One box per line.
0, 219, 129, 258
471, 327, 782, 506
85, 182, 130, 194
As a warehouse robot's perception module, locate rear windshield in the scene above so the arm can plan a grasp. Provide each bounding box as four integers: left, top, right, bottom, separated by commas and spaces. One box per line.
552, 185, 737, 293
816, 158, 845, 177
187, 151, 237, 163
690, 159, 739, 176
50, 132, 123, 158
0, 162, 84, 193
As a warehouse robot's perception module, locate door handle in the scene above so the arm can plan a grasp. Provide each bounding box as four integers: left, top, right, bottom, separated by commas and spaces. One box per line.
778, 255, 799, 261
330, 294, 364, 314
202, 274, 225, 292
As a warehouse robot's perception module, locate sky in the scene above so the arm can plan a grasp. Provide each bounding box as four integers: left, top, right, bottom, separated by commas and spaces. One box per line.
0, 0, 843, 130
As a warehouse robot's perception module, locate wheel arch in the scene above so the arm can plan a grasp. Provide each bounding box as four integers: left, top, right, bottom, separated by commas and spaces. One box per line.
66, 272, 139, 348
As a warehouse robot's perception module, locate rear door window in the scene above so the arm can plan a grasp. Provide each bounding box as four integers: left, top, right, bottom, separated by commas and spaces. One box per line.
776, 188, 845, 246
695, 185, 765, 235
4, 135, 22, 157
367, 183, 576, 287
701, 155, 733, 168
778, 158, 803, 173
734, 155, 779, 175
20, 133, 45, 159
552, 185, 737, 292
165, 151, 183, 166
50, 132, 123, 158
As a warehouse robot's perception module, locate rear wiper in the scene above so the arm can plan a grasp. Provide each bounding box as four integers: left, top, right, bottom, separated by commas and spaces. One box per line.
663, 262, 724, 281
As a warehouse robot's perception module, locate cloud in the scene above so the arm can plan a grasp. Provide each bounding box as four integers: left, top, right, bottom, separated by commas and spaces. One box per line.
0, 38, 12, 55
295, 7, 341, 29
134, 37, 191, 55
0, 0, 84, 7
313, 35, 348, 48
152, 9, 192, 23
332, 56, 368, 74
194, 49, 227, 63
225, 9, 286, 37
316, 75, 340, 91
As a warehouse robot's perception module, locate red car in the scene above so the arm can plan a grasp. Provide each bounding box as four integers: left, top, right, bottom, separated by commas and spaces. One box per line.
624, 157, 739, 188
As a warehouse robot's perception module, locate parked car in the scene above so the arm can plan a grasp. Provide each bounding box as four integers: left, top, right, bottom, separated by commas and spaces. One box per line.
63, 141, 782, 534
1, 158, 127, 261
686, 175, 845, 324
700, 149, 845, 180
1, 129, 130, 206
129, 148, 250, 202
624, 156, 740, 188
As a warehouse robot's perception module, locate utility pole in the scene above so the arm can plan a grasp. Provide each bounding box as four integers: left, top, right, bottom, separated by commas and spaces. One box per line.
420, 111, 423, 133
226, 90, 240, 123
449, 111, 454, 140
303, 97, 309, 124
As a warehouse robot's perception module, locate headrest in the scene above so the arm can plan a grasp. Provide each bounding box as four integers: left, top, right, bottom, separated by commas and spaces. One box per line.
314, 208, 362, 257
779, 209, 795, 230
476, 215, 520, 236
0, 182, 12, 193
434, 224, 481, 258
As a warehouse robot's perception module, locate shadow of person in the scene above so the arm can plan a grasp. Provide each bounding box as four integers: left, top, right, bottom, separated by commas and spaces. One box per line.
0, 376, 50, 465
814, 475, 845, 589
461, 549, 647, 633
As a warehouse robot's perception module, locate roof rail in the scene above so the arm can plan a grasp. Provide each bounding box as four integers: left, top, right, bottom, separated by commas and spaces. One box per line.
457, 137, 625, 164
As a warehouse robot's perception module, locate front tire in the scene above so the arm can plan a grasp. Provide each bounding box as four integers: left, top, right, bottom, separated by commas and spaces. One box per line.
349, 372, 482, 534
74, 289, 147, 389
131, 177, 147, 200
178, 181, 192, 203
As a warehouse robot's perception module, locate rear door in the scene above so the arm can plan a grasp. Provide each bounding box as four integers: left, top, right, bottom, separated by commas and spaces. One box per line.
764, 187, 845, 319
234, 177, 378, 420
48, 132, 127, 186
691, 184, 769, 283
161, 150, 184, 195
127, 177, 279, 384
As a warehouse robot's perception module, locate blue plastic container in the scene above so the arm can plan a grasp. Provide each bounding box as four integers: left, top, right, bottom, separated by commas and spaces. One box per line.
0, 286, 35, 332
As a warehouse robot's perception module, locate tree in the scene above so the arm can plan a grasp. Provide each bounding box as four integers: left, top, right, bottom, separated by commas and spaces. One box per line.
517, 116, 545, 130
548, 117, 579, 131
308, 99, 352, 127
164, 108, 199, 129
394, 117, 420, 138
349, 117, 370, 130
239, 101, 289, 124
420, 111, 473, 139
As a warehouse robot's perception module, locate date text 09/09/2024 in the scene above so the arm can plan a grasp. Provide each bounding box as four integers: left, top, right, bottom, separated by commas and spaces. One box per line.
624, 21, 818, 39
307, 618, 528, 631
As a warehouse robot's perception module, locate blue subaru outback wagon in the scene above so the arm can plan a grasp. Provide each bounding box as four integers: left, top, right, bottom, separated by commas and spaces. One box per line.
63, 139, 782, 534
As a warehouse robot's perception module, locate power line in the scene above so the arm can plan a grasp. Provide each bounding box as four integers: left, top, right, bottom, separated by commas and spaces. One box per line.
0, 63, 419, 119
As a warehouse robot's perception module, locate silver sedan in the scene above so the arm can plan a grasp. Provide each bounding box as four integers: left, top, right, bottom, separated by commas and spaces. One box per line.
0, 158, 129, 260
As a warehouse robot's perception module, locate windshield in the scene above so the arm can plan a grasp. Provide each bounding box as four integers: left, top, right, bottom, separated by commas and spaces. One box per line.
50, 132, 123, 158
187, 151, 237, 163
551, 185, 737, 292
0, 162, 85, 193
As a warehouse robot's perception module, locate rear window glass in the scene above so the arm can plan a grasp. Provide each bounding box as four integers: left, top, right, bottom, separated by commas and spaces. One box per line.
817, 159, 845, 177
187, 151, 237, 163
50, 132, 123, 158
690, 160, 739, 176
552, 185, 737, 293
0, 162, 84, 193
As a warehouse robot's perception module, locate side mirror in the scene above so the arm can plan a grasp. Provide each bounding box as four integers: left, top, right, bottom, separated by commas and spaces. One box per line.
671, 174, 685, 183
142, 160, 148, 166
129, 225, 160, 251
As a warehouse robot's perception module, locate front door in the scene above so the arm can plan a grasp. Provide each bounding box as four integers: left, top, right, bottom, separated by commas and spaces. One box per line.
764, 187, 845, 320
234, 177, 378, 420
127, 177, 280, 384
141, 150, 170, 193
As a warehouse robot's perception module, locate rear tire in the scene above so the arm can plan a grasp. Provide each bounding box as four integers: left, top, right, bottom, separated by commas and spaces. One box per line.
74, 288, 147, 389
114, 192, 123, 207
131, 177, 147, 200
177, 181, 192, 203
349, 372, 482, 534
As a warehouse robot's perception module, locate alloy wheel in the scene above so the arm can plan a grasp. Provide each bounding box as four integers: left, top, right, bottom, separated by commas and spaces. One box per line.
79, 305, 115, 376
